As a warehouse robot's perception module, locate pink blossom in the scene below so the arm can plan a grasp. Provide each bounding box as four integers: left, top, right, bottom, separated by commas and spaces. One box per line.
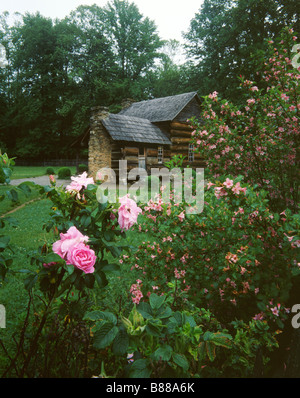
223, 178, 234, 188
206, 182, 215, 189
52, 226, 89, 258
253, 312, 264, 320
118, 195, 142, 231
49, 175, 56, 185
232, 182, 246, 195
178, 211, 185, 222
66, 172, 94, 194
270, 307, 279, 316
214, 187, 227, 199
66, 243, 96, 274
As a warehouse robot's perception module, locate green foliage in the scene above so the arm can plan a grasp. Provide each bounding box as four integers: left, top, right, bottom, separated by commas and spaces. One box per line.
78, 164, 88, 173
184, 0, 300, 101
85, 292, 233, 377
0, 151, 15, 184
45, 167, 55, 175
0, 2, 167, 160
57, 167, 71, 179
190, 28, 299, 213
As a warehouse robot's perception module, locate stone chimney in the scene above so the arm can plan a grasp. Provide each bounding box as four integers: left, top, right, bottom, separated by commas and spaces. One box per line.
90, 106, 110, 123
88, 106, 112, 179
121, 98, 135, 110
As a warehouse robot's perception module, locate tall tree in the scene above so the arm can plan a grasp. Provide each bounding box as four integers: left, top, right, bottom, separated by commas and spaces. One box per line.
184, 0, 300, 102
102, 0, 164, 99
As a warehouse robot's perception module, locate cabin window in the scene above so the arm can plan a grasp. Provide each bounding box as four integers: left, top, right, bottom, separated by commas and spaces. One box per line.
158, 146, 163, 164
188, 144, 194, 162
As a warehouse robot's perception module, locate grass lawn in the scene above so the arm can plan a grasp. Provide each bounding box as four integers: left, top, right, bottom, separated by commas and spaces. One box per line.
0, 184, 42, 215
0, 198, 54, 373
11, 166, 77, 180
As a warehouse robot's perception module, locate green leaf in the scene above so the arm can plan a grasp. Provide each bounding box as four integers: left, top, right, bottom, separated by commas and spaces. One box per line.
94, 270, 108, 288
137, 302, 153, 319
112, 327, 129, 356
0, 235, 10, 249
203, 331, 215, 341
80, 214, 92, 228
156, 305, 172, 319
149, 293, 165, 311
210, 332, 232, 348
84, 273, 95, 288
65, 264, 75, 275
198, 342, 206, 361
93, 322, 119, 349
24, 273, 38, 291
145, 319, 164, 336
172, 353, 189, 371
104, 231, 114, 242
153, 345, 173, 362
84, 311, 117, 325
44, 252, 64, 265
18, 182, 32, 196
101, 263, 121, 274
206, 342, 216, 362
129, 359, 151, 378
6, 188, 18, 202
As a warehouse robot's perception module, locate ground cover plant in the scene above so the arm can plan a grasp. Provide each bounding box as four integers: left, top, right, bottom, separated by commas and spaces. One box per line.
0, 29, 299, 378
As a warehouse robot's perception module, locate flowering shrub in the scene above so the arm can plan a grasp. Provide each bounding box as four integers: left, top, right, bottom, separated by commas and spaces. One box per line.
190, 27, 299, 213
2, 172, 142, 377
120, 176, 299, 352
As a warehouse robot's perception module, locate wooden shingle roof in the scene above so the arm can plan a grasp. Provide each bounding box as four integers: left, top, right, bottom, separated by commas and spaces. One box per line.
119, 91, 200, 122
102, 114, 171, 145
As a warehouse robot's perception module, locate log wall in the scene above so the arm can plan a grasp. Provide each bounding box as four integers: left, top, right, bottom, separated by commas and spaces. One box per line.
168, 121, 206, 168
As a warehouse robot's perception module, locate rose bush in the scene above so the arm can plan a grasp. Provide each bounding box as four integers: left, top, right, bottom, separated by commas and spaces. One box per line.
1, 172, 143, 377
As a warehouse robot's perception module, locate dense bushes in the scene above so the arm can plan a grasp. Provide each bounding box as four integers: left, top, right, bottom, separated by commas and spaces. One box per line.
57, 167, 71, 179
45, 167, 55, 175
78, 164, 88, 173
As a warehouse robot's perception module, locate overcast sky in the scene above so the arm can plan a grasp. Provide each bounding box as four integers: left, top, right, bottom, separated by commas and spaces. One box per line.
0, 0, 204, 43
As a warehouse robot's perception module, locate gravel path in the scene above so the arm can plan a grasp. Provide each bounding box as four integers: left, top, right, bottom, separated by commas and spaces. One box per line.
9, 176, 71, 187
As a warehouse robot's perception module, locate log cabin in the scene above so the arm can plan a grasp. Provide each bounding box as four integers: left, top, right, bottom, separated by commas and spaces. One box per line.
88, 91, 205, 180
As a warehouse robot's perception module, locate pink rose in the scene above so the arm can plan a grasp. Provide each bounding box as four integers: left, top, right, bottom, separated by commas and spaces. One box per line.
66, 172, 94, 194
49, 175, 56, 186
52, 226, 89, 258
66, 243, 96, 274
118, 195, 142, 231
